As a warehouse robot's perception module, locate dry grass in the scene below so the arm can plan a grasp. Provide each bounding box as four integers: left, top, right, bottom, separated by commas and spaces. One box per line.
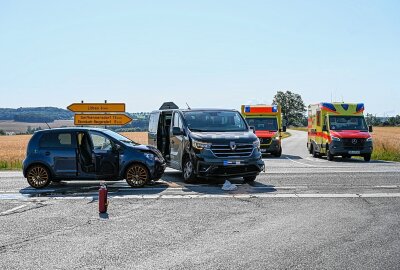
371, 127, 400, 162
0, 132, 148, 170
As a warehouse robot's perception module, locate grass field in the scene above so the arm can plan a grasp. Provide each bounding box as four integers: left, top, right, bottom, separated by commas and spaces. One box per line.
0, 128, 398, 170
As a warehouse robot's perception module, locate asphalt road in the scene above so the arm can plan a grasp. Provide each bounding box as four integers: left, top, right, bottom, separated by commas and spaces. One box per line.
1, 130, 400, 269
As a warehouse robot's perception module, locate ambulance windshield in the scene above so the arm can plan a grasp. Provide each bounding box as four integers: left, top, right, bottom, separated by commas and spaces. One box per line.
246, 118, 278, 131
329, 116, 368, 131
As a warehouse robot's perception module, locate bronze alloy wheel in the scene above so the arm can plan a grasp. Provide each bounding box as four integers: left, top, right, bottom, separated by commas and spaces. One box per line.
27, 165, 51, 188
126, 164, 149, 188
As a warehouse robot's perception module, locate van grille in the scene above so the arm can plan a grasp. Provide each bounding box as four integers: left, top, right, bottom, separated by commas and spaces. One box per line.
342, 138, 366, 150
210, 143, 254, 158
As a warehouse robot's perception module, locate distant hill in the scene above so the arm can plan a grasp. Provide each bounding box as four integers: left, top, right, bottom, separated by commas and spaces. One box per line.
0, 107, 73, 123
0, 107, 150, 133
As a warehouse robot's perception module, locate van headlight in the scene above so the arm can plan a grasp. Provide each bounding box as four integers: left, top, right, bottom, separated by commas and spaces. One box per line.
366, 137, 373, 142
272, 136, 280, 141
331, 136, 341, 142
253, 139, 260, 149
192, 139, 211, 150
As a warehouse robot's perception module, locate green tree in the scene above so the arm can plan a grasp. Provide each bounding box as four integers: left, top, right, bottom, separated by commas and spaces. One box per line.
272, 91, 306, 126
0, 129, 5, 135
365, 113, 381, 126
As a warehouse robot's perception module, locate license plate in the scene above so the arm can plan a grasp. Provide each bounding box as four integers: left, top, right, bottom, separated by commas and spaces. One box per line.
223, 160, 243, 166
348, 151, 361, 155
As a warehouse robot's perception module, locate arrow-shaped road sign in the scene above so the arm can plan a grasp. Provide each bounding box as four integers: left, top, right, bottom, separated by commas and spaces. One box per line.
68, 103, 126, 113
74, 114, 132, 126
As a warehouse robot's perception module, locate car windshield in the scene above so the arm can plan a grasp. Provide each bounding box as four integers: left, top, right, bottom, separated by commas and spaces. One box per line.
102, 130, 140, 145
246, 117, 278, 131
183, 111, 248, 132
329, 116, 368, 131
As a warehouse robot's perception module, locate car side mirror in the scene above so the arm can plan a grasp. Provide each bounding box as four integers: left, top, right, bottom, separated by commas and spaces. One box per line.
322, 125, 328, 132
172, 127, 183, 136
249, 126, 256, 133
113, 144, 122, 152
368, 125, 373, 132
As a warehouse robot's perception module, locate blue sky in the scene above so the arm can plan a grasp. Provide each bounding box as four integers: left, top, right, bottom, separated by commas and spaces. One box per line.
1, 1, 399, 115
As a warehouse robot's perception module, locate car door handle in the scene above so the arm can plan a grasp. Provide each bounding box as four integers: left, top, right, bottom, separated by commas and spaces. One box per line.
45, 151, 51, 156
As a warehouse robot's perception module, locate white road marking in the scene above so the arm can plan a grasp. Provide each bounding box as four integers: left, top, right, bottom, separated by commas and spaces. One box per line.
285, 157, 317, 167
1, 193, 400, 201
0, 204, 28, 215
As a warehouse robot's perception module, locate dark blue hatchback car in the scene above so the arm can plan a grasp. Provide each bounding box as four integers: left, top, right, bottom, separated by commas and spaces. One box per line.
23, 128, 166, 188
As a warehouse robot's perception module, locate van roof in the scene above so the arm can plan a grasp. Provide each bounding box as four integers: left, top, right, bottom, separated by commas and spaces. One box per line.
152, 108, 239, 113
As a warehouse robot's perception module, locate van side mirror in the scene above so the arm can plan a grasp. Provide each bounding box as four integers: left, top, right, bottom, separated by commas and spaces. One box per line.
368, 125, 373, 132
322, 125, 328, 132
172, 127, 183, 136
249, 126, 256, 133
282, 126, 287, 132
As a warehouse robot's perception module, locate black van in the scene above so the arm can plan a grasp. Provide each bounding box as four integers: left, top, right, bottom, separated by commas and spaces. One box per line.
148, 103, 265, 183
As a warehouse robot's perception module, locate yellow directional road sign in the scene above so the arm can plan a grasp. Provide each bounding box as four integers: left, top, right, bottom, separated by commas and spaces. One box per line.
74, 114, 132, 126
68, 103, 126, 113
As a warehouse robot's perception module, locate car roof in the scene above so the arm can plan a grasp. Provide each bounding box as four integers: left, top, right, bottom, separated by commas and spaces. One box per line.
34, 127, 110, 134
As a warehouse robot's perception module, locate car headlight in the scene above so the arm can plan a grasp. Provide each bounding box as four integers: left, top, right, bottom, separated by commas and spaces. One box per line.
192, 139, 211, 150
331, 136, 341, 142
144, 152, 155, 160
253, 139, 260, 149
366, 137, 373, 142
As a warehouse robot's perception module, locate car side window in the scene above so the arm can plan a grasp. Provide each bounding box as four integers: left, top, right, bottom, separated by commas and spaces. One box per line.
89, 132, 113, 151
173, 112, 183, 129
40, 132, 76, 148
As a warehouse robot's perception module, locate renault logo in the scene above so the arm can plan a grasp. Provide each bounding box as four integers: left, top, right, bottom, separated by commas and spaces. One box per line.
230, 142, 237, 151
352, 139, 358, 144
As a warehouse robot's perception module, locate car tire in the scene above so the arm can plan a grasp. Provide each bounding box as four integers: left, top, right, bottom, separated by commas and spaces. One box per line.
26, 165, 52, 189
364, 154, 371, 162
273, 147, 282, 157
182, 158, 196, 183
125, 163, 149, 188
243, 175, 257, 183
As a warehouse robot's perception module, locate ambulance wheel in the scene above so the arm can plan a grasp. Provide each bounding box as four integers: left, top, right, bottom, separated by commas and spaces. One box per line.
125, 163, 149, 188
364, 154, 371, 162
327, 145, 334, 161
312, 146, 319, 158
273, 147, 282, 157
183, 157, 197, 183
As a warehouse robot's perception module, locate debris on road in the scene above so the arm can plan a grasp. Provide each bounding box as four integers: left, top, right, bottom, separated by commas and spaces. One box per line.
222, 180, 238, 191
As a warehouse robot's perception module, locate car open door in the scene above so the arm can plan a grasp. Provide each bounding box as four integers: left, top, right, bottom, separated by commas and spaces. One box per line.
169, 112, 185, 170
89, 131, 119, 179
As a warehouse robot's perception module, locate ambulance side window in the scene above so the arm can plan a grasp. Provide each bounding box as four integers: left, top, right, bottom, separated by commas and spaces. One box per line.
316, 111, 321, 127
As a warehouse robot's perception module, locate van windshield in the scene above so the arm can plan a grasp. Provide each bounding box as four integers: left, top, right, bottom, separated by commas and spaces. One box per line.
183, 111, 248, 132
246, 117, 278, 131
329, 116, 368, 131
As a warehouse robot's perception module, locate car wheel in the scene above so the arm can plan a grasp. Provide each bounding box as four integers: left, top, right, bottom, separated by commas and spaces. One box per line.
273, 147, 282, 157
183, 158, 196, 183
26, 165, 51, 189
364, 154, 371, 162
243, 175, 257, 183
125, 164, 149, 188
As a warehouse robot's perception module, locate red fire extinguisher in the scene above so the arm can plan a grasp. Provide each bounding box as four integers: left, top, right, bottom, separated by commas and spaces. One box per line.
99, 184, 108, 213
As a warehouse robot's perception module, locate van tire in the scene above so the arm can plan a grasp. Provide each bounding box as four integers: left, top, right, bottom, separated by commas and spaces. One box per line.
243, 176, 257, 183
312, 145, 319, 158
273, 147, 282, 157
26, 165, 52, 189
364, 154, 371, 162
327, 145, 334, 161
182, 158, 196, 183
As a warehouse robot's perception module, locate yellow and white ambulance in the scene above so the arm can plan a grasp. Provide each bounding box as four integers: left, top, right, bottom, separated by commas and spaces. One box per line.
241, 105, 286, 157
307, 102, 373, 161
